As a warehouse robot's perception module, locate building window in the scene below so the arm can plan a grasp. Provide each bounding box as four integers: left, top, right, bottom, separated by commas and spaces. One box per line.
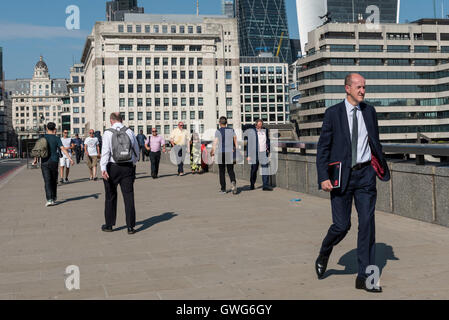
146, 112, 152, 120
180, 26, 185, 33
129, 112, 134, 120
118, 25, 124, 33
155, 45, 168, 51
188, 26, 193, 33
127, 25, 132, 33
171, 25, 176, 33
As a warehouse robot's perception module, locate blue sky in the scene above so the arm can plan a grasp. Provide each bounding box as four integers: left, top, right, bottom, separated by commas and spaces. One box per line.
0, 0, 446, 79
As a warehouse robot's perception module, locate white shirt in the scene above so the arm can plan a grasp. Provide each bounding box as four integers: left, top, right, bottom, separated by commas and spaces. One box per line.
345, 99, 371, 164
84, 137, 99, 156
60, 137, 72, 158
256, 128, 267, 153
100, 122, 140, 172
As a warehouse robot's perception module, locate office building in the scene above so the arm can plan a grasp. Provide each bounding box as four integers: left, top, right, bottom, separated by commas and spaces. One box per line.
106, 0, 144, 22
236, 0, 292, 63
81, 14, 241, 140
297, 0, 400, 55
8, 56, 68, 140
240, 54, 289, 125
296, 19, 449, 143
223, 0, 235, 18
66, 64, 86, 136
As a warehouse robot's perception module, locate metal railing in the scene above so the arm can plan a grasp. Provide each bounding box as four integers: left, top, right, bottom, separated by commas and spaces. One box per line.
274, 141, 449, 165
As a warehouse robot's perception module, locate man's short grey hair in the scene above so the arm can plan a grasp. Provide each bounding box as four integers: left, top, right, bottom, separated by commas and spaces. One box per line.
255, 119, 263, 125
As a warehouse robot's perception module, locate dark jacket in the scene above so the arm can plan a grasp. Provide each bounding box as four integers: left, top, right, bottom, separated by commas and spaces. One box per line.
316, 101, 390, 192
245, 127, 270, 159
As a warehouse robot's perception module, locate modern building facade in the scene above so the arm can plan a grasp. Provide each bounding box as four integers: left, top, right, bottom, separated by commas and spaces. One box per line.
296, 19, 449, 143
240, 55, 289, 125
297, 0, 400, 55
66, 64, 86, 136
236, 0, 292, 64
81, 14, 241, 140
222, 0, 235, 18
106, 0, 144, 22
8, 56, 69, 140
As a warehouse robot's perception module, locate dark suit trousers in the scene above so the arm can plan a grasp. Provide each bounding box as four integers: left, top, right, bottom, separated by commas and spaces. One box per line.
218, 153, 236, 191
149, 151, 161, 177
103, 163, 136, 228
41, 160, 58, 201
319, 164, 377, 278
250, 152, 269, 187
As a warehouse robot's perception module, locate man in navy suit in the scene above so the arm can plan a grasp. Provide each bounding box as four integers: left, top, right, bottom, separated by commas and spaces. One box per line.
246, 119, 272, 191
315, 73, 390, 292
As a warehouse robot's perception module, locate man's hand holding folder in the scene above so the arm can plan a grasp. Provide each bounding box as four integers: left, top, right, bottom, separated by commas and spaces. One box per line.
321, 161, 342, 192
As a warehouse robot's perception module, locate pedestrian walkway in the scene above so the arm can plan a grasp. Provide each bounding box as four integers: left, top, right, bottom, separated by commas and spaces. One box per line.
0, 159, 448, 299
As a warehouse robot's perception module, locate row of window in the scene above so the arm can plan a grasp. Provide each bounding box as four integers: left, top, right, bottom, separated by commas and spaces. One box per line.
300, 70, 449, 85
241, 85, 286, 94
241, 66, 286, 74
119, 97, 206, 107
318, 31, 446, 42
118, 56, 203, 66
118, 83, 205, 94
241, 105, 287, 113
242, 95, 286, 103
241, 75, 286, 84
118, 24, 203, 35
302, 84, 449, 97
323, 44, 448, 53
242, 114, 286, 123
119, 110, 206, 121
119, 70, 204, 80
120, 44, 202, 52
300, 96, 449, 111
133, 124, 207, 135
301, 58, 449, 70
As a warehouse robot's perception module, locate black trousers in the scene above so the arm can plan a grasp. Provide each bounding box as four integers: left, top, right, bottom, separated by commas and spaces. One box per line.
75, 146, 82, 164
103, 163, 136, 228
41, 160, 58, 201
149, 151, 161, 177
218, 153, 236, 191
319, 164, 377, 278
140, 147, 146, 161
250, 152, 270, 188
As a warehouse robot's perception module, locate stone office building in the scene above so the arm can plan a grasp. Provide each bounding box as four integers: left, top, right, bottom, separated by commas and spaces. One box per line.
81, 13, 241, 140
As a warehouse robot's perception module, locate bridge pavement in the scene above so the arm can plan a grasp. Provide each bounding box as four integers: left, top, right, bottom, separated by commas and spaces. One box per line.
0, 159, 448, 300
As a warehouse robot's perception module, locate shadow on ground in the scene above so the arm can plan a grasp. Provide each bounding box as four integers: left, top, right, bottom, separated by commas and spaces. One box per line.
323, 243, 399, 279
58, 193, 101, 204
115, 212, 178, 233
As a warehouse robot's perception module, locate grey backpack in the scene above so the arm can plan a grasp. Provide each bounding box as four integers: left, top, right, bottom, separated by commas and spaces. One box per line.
107, 126, 137, 163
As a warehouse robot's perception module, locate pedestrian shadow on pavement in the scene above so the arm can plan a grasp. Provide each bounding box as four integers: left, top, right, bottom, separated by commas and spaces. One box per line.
115, 212, 178, 233
322, 243, 399, 279
60, 177, 91, 185
57, 193, 101, 205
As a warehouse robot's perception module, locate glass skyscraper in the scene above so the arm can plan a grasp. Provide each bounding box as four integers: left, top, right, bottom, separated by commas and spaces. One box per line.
236, 0, 292, 64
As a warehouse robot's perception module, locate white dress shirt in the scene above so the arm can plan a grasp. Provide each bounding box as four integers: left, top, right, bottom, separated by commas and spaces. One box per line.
100, 122, 140, 172
257, 128, 267, 153
345, 99, 371, 164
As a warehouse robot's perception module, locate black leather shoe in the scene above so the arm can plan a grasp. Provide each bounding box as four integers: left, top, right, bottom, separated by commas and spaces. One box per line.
127, 227, 136, 234
250, 185, 255, 190
355, 276, 383, 293
263, 186, 273, 191
315, 254, 329, 279
101, 225, 113, 232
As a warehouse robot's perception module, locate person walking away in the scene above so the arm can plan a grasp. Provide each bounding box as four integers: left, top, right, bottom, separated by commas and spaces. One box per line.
210, 116, 237, 194
84, 129, 100, 180
144, 127, 166, 179
32, 122, 74, 206
136, 130, 147, 162
59, 130, 75, 183
100, 112, 139, 234
169, 122, 190, 176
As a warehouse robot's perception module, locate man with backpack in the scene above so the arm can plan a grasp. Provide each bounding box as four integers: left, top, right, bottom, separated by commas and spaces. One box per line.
100, 112, 140, 235
31, 122, 74, 207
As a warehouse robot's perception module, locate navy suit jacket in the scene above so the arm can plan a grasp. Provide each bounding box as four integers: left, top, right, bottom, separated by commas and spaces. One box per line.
244, 127, 270, 157
316, 101, 390, 192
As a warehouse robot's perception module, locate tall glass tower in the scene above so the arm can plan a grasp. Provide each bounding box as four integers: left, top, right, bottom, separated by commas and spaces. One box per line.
236, 0, 292, 64
106, 0, 144, 21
